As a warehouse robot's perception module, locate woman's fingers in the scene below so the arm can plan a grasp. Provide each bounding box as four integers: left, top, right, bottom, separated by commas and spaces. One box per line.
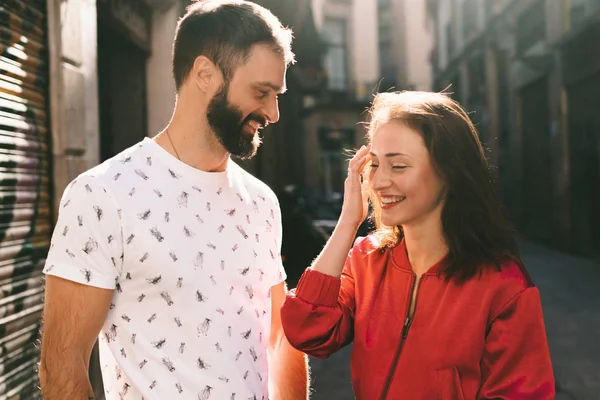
341, 145, 372, 226
349, 145, 371, 176
359, 152, 370, 176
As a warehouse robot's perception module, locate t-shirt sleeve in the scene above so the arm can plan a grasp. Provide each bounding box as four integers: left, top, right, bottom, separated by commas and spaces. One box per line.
43, 175, 123, 289
270, 200, 287, 287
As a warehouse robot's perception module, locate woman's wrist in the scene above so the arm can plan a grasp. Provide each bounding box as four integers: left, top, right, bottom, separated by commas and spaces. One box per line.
310, 217, 358, 278
336, 216, 361, 234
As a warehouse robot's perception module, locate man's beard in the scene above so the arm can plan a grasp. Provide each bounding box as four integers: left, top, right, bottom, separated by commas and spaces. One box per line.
206, 82, 266, 160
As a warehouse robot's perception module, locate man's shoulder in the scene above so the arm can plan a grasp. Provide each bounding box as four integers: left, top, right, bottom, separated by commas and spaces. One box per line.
69, 141, 150, 192
231, 162, 279, 205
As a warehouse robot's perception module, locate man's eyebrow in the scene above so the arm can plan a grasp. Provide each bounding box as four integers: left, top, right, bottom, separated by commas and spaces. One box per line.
255, 81, 287, 94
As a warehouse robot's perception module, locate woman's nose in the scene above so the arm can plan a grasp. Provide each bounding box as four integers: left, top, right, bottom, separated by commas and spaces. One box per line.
370, 170, 392, 191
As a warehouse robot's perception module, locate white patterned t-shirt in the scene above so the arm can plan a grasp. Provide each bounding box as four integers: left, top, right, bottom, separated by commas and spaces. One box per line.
43, 137, 287, 400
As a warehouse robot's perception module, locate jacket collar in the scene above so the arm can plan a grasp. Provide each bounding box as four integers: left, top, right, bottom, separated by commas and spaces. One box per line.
390, 238, 448, 276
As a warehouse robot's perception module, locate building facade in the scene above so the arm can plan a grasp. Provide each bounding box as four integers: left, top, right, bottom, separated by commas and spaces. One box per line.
303, 0, 380, 198
378, 0, 434, 92
0, 1, 55, 397
0, 0, 180, 397
302, 0, 434, 198
427, 0, 600, 255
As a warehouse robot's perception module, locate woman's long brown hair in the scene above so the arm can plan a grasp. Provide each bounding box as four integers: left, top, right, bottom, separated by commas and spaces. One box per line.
367, 91, 519, 283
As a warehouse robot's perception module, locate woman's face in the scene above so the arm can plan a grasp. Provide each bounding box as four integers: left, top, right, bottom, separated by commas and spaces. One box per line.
368, 121, 445, 228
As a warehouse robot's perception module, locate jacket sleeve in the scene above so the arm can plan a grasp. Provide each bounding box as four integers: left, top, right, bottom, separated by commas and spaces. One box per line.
280, 254, 356, 359
478, 287, 555, 399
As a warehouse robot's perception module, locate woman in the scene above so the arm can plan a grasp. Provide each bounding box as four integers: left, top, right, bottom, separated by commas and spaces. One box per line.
280, 91, 555, 399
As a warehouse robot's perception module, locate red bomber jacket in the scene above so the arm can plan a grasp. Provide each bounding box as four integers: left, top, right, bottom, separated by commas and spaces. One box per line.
281, 236, 555, 399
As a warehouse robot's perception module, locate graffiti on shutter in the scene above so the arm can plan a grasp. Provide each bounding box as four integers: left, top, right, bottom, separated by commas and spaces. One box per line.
0, 0, 51, 398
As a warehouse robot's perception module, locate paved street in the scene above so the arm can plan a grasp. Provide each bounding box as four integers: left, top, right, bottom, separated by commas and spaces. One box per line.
524, 241, 600, 400
304, 241, 600, 400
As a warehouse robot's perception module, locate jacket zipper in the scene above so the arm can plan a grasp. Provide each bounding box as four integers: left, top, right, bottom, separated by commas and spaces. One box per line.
379, 273, 422, 400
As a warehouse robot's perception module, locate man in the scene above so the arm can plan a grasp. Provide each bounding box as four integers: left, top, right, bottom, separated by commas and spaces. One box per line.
39, 1, 309, 399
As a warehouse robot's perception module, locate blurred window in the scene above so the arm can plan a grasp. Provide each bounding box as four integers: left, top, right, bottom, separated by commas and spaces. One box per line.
445, 22, 455, 60
323, 18, 348, 91
462, 0, 478, 40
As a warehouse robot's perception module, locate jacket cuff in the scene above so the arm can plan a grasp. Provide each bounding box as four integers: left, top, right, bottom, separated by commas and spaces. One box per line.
295, 268, 341, 307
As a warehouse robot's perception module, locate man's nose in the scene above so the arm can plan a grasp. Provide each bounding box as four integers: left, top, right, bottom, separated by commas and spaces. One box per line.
263, 97, 280, 124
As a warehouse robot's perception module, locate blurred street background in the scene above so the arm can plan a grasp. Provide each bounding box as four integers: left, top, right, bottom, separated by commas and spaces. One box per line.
0, 0, 599, 398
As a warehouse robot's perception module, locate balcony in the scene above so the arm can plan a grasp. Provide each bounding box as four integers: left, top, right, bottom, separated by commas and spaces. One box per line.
516, 0, 545, 55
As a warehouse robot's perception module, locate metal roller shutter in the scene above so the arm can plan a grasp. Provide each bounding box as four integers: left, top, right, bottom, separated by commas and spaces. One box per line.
0, 0, 51, 398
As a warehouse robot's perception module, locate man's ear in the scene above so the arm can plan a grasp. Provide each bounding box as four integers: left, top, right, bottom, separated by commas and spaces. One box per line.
192, 56, 220, 93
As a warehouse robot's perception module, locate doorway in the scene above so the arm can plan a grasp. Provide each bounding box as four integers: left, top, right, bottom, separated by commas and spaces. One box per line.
568, 72, 600, 254
97, 23, 148, 161
520, 77, 554, 243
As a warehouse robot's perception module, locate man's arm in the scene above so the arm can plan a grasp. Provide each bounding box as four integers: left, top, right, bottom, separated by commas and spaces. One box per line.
39, 276, 114, 399
268, 281, 310, 400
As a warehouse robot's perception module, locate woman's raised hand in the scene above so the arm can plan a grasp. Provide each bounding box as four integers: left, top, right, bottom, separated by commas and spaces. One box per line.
339, 145, 371, 229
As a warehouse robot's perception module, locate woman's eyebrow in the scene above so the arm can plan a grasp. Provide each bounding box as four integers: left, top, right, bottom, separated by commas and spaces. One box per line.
369, 152, 409, 158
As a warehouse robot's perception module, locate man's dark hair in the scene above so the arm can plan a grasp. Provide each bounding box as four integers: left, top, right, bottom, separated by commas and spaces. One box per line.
172, 0, 295, 91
